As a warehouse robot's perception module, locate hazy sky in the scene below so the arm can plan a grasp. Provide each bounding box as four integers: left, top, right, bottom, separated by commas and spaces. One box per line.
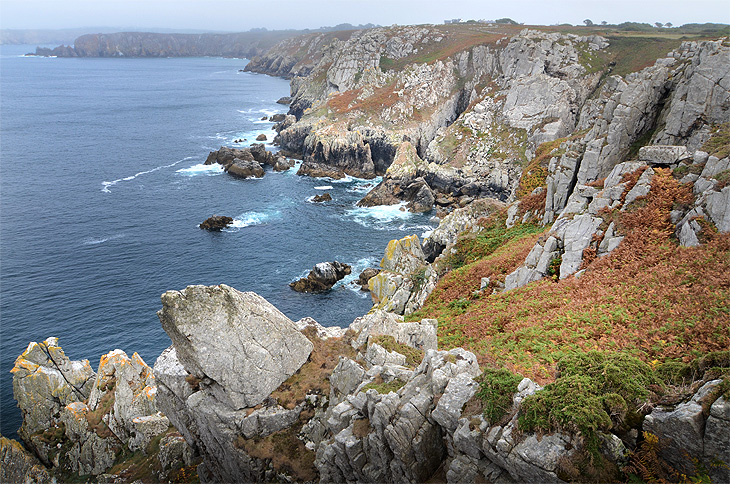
1, 0, 728, 31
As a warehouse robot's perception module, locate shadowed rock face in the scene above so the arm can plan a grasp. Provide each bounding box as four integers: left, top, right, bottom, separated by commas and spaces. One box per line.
290, 261, 352, 293
157, 284, 313, 409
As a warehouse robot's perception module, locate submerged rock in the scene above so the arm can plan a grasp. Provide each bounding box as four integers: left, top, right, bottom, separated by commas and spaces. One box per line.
312, 192, 332, 203
199, 215, 233, 231
290, 261, 352, 293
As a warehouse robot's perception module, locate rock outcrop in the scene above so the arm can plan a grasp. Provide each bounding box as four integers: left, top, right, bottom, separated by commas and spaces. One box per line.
290, 261, 352, 293
154, 285, 314, 482
199, 215, 233, 231
32, 30, 303, 58
10, 338, 170, 477
205, 144, 292, 178
0, 436, 57, 484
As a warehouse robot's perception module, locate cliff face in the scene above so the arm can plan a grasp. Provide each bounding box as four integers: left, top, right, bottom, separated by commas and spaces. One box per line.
32, 31, 304, 58
249, 26, 729, 217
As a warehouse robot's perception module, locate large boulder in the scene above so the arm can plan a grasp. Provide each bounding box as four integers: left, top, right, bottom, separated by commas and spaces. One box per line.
290, 261, 351, 293
157, 284, 313, 409
225, 159, 264, 178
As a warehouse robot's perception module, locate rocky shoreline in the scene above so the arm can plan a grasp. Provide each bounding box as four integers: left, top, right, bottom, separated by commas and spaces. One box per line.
3, 22, 730, 484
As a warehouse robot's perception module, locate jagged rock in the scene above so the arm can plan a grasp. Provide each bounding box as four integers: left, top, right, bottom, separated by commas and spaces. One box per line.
157, 285, 313, 409
271, 157, 295, 171
225, 158, 264, 178
294, 316, 347, 339
349, 309, 437, 351
431, 373, 480, 431
644, 379, 724, 475
270, 113, 287, 122
276, 96, 292, 105
311, 192, 332, 203
356, 267, 381, 289
423, 199, 504, 262
199, 215, 233, 231
290, 261, 352, 293
297, 160, 347, 179
158, 434, 194, 478
705, 396, 730, 484
705, 186, 730, 232
380, 234, 426, 274
11, 338, 96, 445
0, 436, 57, 484
639, 145, 691, 165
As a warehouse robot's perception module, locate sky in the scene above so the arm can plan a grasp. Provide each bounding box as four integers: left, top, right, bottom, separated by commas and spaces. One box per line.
1, 0, 728, 32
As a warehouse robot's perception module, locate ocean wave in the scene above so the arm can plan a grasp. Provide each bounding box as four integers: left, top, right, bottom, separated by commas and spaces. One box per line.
345, 202, 412, 228
82, 233, 125, 246
175, 163, 223, 177
335, 256, 380, 296
101, 156, 194, 192
223, 210, 280, 231
314, 185, 333, 190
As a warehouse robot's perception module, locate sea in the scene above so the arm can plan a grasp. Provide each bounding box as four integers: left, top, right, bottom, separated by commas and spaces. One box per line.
0, 45, 436, 439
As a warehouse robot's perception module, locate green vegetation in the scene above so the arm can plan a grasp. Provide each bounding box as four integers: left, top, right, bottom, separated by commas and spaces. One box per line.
370, 334, 424, 367
475, 368, 523, 423
379, 55, 395, 72
410, 170, 729, 382
519, 351, 658, 457
362, 378, 406, 394
702, 123, 730, 160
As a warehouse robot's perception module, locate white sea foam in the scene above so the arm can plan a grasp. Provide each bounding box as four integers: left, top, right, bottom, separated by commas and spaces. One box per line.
314, 185, 333, 190
101, 157, 194, 192
176, 163, 224, 176
346, 202, 412, 228
331, 256, 380, 296
224, 210, 279, 230
82, 233, 125, 245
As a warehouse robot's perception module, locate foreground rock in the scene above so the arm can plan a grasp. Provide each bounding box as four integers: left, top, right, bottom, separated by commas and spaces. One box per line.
0, 436, 56, 484
290, 261, 352, 293
158, 285, 313, 409
154, 284, 314, 482
199, 215, 233, 231
10, 338, 172, 478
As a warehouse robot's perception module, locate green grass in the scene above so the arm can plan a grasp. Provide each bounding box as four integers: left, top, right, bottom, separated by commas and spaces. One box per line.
475, 368, 523, 424
370, 335, 424, 367
362, 378, 406, 394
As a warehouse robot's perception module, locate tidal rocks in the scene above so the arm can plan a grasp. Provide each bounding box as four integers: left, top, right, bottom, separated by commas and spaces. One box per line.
225, 158, 264, 178
269, 113, 286, 122
357, 267, 381, 289
255, 134, 267, 141
157, 284, 313, 409
276, 96, 292, 105
297, 160, 347, 179
199, 215, 233, 231
290, 261, 352, 293
312, 192, 332, 202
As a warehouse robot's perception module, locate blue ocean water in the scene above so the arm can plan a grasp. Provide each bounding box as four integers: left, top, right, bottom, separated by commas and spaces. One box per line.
0, 45, 435, 438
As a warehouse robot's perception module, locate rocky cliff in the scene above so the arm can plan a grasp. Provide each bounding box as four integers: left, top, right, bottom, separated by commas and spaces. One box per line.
6, 23, 729, 484
248, 25, 728, 217
31, 30, 304, 58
